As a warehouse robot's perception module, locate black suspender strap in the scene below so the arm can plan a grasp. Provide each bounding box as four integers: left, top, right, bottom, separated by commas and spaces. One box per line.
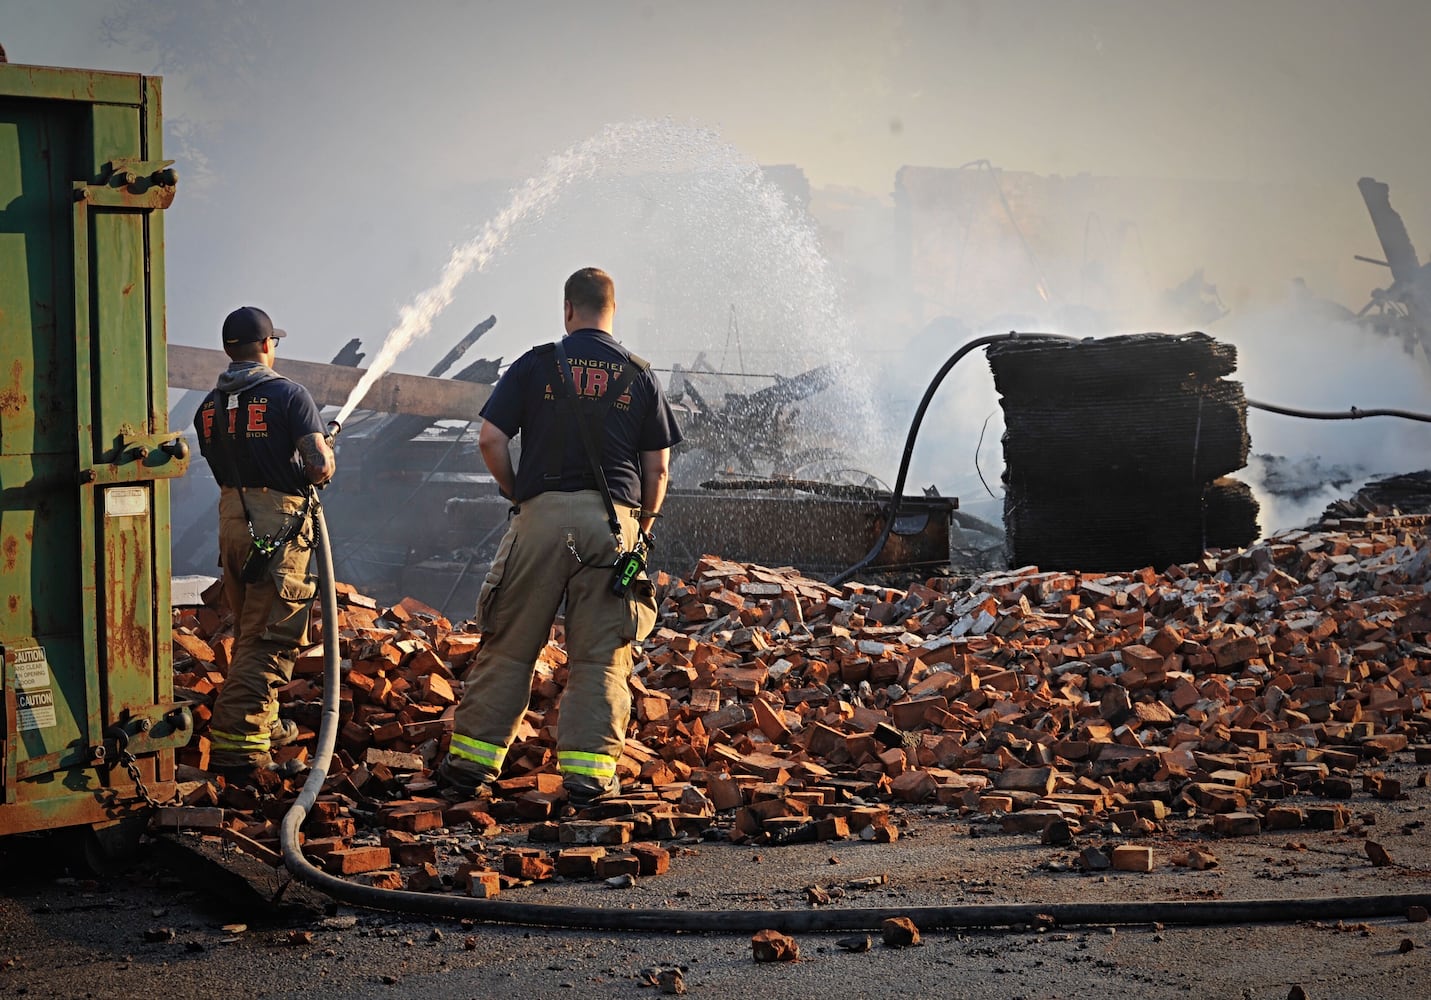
543, 340, 648, 543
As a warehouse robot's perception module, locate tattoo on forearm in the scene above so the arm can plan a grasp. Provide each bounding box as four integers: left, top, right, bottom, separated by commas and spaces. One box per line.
297, 432, 335, 482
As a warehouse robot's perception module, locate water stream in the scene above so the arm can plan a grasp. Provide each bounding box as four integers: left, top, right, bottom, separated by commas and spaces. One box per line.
333, 120, 878, 475
334, 123, 640, 427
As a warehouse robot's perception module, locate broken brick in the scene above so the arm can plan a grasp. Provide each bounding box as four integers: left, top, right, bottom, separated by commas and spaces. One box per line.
880, 916, 921, 948
751, 929, 799, 962
1111, 845, 1154, 872
324, 846, 392, 875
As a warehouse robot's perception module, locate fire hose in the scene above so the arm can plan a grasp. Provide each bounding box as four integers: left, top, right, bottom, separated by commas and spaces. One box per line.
275, 363, 1431, 932
829, 331, 1077, 586
830, 332, 1431, 586
1244, 400, 1431, 424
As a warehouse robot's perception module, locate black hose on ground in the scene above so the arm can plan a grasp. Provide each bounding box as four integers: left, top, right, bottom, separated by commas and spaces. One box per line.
1248, 400, 1431, 423
829, 331, 1078, 586
276, 408, 1431, 934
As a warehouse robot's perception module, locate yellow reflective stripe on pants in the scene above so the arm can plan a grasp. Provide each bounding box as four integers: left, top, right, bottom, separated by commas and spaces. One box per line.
450, 734, 506, 769
209, 728, 271, 752
558, 751, 617, 780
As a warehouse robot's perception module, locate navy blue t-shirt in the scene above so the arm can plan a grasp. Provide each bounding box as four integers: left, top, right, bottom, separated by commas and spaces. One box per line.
481, 330, 683, 507
195, 365, 326, 495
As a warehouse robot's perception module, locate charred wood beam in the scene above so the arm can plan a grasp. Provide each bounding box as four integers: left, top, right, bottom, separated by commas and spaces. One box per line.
426, 316, 496, 378
330, 338, 366, 368
368, 358, 502, 452
1359, 177, 1421, 286
365, 316, 500, 449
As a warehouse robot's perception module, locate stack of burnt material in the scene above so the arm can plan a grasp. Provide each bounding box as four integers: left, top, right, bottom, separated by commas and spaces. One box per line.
988, 333, 1259, 571
1322, 470, 1431, 523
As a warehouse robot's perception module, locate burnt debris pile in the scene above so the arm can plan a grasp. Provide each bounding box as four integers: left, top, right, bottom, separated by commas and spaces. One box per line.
1324, 470, 1431, 521
988, 332, 1259, 571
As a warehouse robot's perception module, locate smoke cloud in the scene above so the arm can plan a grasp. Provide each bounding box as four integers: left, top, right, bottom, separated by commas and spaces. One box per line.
11, 0, 1431, 540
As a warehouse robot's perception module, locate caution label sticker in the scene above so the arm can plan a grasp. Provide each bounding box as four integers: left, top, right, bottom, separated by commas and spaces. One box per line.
12, 645, 50, 688
17, 689, 56, 730
10, 645, 56, 731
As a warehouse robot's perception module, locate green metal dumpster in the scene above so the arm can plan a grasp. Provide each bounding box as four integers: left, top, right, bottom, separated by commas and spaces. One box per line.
0, 61, 191, 844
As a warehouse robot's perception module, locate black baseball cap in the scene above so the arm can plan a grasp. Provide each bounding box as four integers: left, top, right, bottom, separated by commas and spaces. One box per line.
222, 306, 287, 345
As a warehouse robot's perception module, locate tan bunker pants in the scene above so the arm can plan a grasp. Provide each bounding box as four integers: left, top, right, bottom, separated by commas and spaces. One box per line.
449, 490, 657, 797
208, 488, 316, 766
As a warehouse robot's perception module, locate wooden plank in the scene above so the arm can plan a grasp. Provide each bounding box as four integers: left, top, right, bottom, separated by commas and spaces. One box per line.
167, 344, 493, 421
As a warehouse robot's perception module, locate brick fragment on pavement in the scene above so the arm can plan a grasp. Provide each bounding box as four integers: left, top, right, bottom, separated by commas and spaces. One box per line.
1041, 817, 1074, 846
1078, 846, 1112, 871
1172, 848, 1219, 870
880, 916, 921, 948
751, 928, 799, 962
407, 862, 443, 891
502, 848, 555, 881
1111, 845, 1154, 872
632, 844, 671, 876
555, 846, 606, 877
464, 869, 502, 898
1213, 812, 1262, 837
353, 870, 404, 890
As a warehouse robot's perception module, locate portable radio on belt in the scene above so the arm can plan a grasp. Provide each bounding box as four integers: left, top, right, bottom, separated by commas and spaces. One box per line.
611, 547, 646, 596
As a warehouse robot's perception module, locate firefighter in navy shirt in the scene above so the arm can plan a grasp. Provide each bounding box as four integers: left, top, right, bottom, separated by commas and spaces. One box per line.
438, 268, 682, 807
193, 306, 335, 774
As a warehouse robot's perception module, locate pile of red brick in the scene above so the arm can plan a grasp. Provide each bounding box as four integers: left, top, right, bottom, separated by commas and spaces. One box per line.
165, 514, 1430, 897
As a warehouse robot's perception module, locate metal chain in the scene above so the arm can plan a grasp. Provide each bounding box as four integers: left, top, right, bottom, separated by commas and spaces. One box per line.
119, 751, 181, 809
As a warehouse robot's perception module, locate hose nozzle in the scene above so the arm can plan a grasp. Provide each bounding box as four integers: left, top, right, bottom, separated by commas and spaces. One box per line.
326, 419, 342, 442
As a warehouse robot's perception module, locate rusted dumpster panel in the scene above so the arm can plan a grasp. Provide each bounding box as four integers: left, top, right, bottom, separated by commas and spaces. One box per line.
1, 62, 188, 837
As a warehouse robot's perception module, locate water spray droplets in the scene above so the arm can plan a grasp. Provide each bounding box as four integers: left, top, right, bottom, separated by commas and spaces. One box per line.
334, 124, 643, 426
335, 119, 878, 474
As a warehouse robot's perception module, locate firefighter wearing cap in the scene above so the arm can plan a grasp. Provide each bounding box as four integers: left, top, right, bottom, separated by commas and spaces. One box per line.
437, 268, 682, 808
193, 306, 336, 773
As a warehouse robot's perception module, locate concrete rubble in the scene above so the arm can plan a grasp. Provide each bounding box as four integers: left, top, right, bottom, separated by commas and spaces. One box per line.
163, 512, 1430, 903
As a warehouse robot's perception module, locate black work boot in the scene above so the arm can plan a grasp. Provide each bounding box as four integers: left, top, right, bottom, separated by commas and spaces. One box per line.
207, 752, 278, 786
435, 757, 496, 803
268, 718, 301, 748
564, 776, 621, 811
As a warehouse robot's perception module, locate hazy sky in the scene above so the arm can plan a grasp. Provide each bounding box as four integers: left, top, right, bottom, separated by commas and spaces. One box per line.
10, 0, 1431, 350
6, 0, 1429, 512
12, 0, 1431, 192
